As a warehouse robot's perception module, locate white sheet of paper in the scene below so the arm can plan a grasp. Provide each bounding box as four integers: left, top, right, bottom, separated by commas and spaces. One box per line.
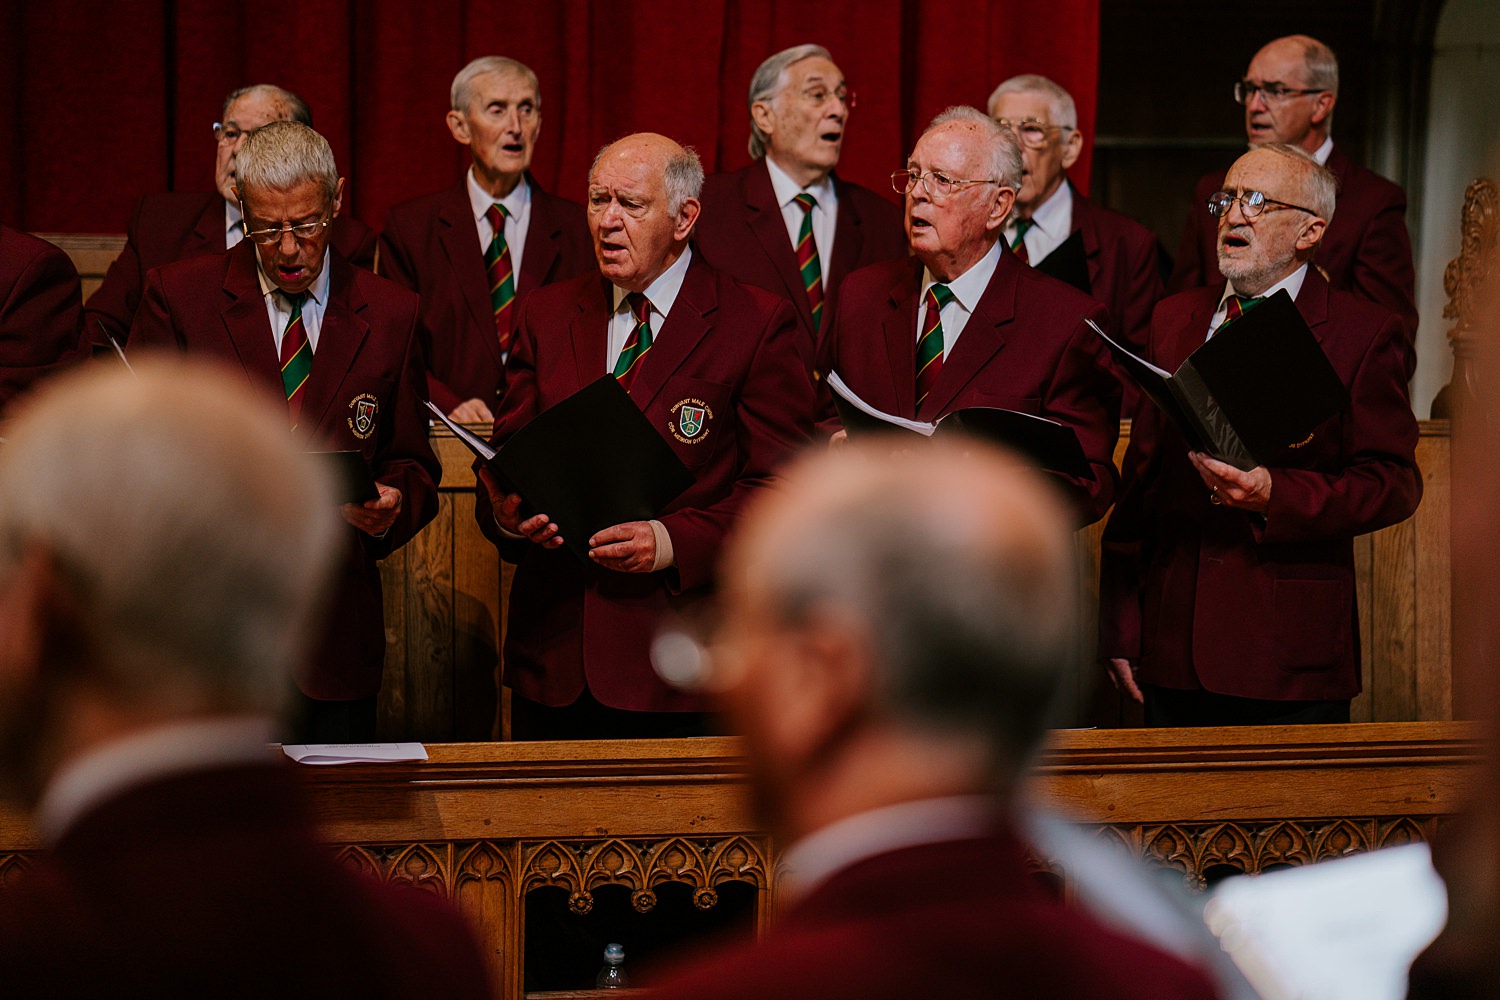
1203, 842, 1448, 1000
280, 743, 429, 765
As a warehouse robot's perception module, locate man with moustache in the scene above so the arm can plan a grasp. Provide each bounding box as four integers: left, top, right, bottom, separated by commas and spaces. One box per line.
1168, 35, 1417, 368
643, 441, 1222, 1000
693, 44, 907, 346
380, 57, 593, 423
0, 225, 88, 415
474, 133, 813, 739
129, 121, 439, 742
1100, 144, 1421, 726
86, 84, 378, 350
0, 361, 489, 998
819, 107, 1120, 525
988, 74, 1163, 363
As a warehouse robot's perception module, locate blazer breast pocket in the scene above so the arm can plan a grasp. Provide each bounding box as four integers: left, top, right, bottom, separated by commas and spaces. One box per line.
654, 375, 734, 469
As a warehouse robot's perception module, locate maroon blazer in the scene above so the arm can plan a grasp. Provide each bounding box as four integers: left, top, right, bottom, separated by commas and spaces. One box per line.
693, 160, 908, 344
1168, 146, 1417, 372
645, 828, 1221, 1000
85, 191, 378, 349
1099, 269, 1421, 702
0, 226, 88, 415
474, 255, 814, 711
820, 252, 1121, 525
127, 244, 440, 700
0, 763, 491, 998
1065, 186, 1164, 358
378, 176, 594, 414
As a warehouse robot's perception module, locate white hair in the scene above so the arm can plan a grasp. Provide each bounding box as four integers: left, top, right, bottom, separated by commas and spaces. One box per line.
746, 43, 834, 160
235, 120, 340, 201
926, 106, 1024, 190
986, 73, 1078, 129
451, 56, 541, 112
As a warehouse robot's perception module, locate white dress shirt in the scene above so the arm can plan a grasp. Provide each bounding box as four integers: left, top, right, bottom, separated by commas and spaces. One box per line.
1004, 179, 1073, 264
225, 200, 244, 249
918, 240, 1003, 359
467, 167, 531, 282
1312, 136, 1334, 166
257, 250, 333, 353
765, 156, 838, 267
1209, 264, 1308, 338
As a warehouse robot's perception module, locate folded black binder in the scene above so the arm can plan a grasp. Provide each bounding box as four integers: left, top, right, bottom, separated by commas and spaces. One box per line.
1034, 230, 1090, 295
1092, 289, 1350, 471
314, 450, 380, 504
826, 372, 1093, 481
428, 376, 696, 563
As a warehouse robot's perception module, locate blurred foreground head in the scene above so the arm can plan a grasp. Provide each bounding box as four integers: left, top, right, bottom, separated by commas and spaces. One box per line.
0, 360, 340, 801
714, 438, 1078, 842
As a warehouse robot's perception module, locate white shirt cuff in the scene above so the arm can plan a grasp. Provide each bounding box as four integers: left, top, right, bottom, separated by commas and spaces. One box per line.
649, 519, 675, 572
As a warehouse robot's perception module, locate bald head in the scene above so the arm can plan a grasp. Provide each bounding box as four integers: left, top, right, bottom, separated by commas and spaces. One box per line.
587, 133, 704, 292
1242, 34, 1339, 151
717, 439, 1079, 836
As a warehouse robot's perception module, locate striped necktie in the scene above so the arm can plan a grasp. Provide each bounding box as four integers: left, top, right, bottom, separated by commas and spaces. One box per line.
916, 283, 954, 412
792, 193, 825, 332
485, 203, 516, 356
1222, 293, 1262, 327
1009, 217, 1034, 264
278, 290, 312, 423
614, 292, 653, 391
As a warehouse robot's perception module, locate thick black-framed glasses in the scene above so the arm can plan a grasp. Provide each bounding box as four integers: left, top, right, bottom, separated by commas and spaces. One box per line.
1233, 79, 1328, 105
1207, 189, 1318, 220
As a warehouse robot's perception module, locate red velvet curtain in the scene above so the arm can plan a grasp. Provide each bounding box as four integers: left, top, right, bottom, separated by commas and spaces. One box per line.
3, 0, 1098, 233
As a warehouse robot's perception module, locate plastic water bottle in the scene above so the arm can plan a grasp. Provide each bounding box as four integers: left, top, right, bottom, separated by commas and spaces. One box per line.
595, 942, 629, 989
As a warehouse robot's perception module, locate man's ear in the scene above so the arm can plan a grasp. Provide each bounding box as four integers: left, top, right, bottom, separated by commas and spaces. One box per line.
446, 109, 472, 146
331, 177, 346, 219
1296, 215, 1328, 252
750, 100, 777, 145
675, 197, 702, 241
987, 186, 1018, 233
1310, 91, 1336, 128
1060, 128, 1084, 171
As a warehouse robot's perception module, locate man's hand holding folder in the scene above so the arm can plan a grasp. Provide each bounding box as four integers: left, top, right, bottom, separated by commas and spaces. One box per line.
1188, 452, 1270, 513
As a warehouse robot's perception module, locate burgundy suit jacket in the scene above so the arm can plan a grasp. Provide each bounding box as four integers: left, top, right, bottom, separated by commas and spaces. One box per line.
86, 190, 378, 349
1168, 146, 1417, 372
820, 252, 1121, 525
693, 160, 908, 345
0, 226, 88, 416
1099, 269, 1421, 702
127, 244, 440, 700
1064, 186, 1164, 358
378, 175, 594, 413
645, 828, 1221, 1000
0, 763, 491, 998
474, 256, 814, 711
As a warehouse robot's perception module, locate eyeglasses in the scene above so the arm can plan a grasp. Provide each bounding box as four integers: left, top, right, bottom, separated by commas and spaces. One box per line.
212, 122, 259, 146
1207, 189, 1318, 220
995, 117, 1075, 150
891, 168, 998, 200
1233, 80, 1328, 105
241, 213, 334, 245
797, 85, 855, 110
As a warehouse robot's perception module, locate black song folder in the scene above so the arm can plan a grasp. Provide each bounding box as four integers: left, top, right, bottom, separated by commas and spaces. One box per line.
313, 450, 380, 504
428, 376, 696, 563
826, 372, 1093, 481
1092, 289, 1350, 471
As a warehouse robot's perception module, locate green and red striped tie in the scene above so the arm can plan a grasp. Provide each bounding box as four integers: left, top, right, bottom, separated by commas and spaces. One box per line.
915, 283, 953, 412
1222, 293, 1262, 326
279, 290, 312, 423
614, 292, 652, 391
485, 203, 516, 356
793, 193, 824, 332
1009, 217, 1034, 264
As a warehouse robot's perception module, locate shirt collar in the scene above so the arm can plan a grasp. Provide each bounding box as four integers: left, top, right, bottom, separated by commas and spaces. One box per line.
1025, 178, 1073, 237
466, 166, 531, 224
224, 198, 243, 236
1312, 136, 1334, 166
37, 716, 277, 843
923, 239, 1002, 313
764, 155, 836, 212
1221, 262, 1309, 312
612, 245, 694, 317
256, 248, 333, 307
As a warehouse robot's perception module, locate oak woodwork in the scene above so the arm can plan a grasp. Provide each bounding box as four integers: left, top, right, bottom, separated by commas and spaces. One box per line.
1430, 178, 1499, 418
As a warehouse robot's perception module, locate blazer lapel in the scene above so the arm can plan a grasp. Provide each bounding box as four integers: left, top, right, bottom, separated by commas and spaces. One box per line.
298, 254, 370, 435
194, 195, 229, 254
744, 162, 816, 333
627, 257, 716, 412
220, 244, 283, 388
1071, 185, 1105, 293
438, 183, 502, 366
569, 277, 614, 391
879, 261, 924, 418
826, 171, 866, 291
519, 174, 561, 294
919, 253, 1014, 420
1295, 267, 1332, 346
